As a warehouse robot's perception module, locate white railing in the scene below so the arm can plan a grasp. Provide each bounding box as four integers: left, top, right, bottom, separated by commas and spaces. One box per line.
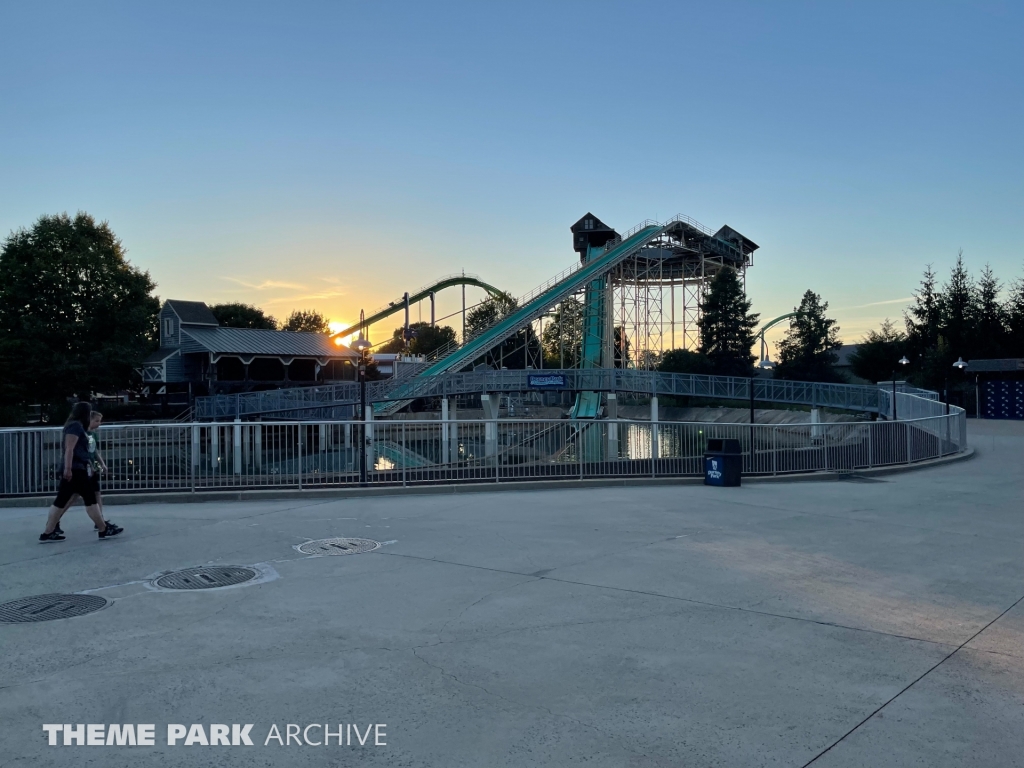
0, 410, 967, 497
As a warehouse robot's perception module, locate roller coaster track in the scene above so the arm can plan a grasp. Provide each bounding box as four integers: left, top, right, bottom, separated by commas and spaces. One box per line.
330, 273, 504, 341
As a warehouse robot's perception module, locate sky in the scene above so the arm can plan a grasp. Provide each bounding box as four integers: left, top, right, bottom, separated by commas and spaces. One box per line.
1, 1, 1022, 350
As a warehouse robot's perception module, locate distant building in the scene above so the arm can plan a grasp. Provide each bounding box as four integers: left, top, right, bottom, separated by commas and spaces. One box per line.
968, 358, 1024, 420
140, 300, 358, 402
834, 343, 867, 384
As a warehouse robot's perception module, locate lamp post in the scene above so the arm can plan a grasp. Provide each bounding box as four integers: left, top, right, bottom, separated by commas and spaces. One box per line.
352, 332, 372, 487
753, 357, 775, 457
892, 356, 909, 419
950, 357, 968, 417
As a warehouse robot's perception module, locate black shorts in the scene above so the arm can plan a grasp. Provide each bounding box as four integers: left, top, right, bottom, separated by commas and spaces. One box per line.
53, 469, 97, 508
91, 474, 101, 494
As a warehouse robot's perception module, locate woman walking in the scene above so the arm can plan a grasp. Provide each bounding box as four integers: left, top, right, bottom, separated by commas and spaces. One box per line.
39, 402, 123, 542
52, 410, 114, 535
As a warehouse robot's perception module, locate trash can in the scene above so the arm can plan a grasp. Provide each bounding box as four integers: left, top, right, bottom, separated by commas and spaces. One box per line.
704, 438, 742, 487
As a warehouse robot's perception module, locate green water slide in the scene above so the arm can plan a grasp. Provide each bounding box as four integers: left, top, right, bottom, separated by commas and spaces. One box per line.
331, 274, 504, 341
375, 225, 663, 414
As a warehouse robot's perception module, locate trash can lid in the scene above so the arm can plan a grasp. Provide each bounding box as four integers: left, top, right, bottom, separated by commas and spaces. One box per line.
705, 438, 742, 454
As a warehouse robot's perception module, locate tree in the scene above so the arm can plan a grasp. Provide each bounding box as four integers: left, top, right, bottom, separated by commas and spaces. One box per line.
0, 212, 160, 411
541, 298, 583, 368
465, 291, 518, 339
973, 264, 1006, 358
464, 291, 539, 369
903, 264, 943, 382
659, 349, 713, 375
281, 309, 329, 333
376, 322, 457, 356
1006, 273, 1024, 357
849, 318, 907, 383
697, 267, 759, 376
938, 250, 977, 358
210, 303, 277, 329
774, 290, 843, 382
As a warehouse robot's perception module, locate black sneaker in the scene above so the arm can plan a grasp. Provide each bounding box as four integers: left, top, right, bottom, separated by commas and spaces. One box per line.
93, 520, 112, 531
98, 523, 123, 540
54, 524, 64, 535
39, 531, 66, 542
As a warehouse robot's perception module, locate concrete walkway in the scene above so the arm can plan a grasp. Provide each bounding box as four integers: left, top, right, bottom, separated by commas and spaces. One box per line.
1, 421, 1021, 767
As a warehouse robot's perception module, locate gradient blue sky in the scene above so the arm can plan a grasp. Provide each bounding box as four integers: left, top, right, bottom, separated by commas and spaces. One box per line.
1, 1, 1021, 347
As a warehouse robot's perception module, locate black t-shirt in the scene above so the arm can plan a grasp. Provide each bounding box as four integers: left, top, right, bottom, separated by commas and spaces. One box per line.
63, 421, 92, 472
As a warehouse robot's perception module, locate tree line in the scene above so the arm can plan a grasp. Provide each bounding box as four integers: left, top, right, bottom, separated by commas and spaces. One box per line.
849, 253, 1024, 388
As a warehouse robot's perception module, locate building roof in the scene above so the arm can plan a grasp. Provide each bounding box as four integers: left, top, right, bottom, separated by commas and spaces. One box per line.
181, 326, 356, 359
166, 300, 219, 326
967, 358, 1024, 372
835, 343, 862, 367
142, 348, 180, 364
713, 225, 759, 254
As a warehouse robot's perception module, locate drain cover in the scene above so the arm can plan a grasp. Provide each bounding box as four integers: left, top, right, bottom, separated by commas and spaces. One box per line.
0, 594, 107, 623
297, 537, 380, 556
154, 566, 258, 590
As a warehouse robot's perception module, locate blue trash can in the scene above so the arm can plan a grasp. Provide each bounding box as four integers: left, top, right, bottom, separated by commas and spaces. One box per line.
704, 438, 742, 487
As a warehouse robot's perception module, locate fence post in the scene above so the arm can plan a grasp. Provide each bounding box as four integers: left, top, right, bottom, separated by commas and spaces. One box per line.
905, 422, 912, 465
298, 424, 303, 490
772, 426, 777, 475
191, 424, 199, 493
867, 423, 873, 469
402, 421, 407, 487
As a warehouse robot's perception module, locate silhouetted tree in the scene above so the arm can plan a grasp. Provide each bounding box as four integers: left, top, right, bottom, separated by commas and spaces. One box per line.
774, 290, 843, 382
210, 303, 277, 330
849, 319, 907, 384
282, 309, 329, 333
0, 213, 159, 415
697, 266, 759, 376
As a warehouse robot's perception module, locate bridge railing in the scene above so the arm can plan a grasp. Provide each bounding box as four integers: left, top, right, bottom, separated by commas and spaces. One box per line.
0, 408, 966, 497
195, 369, 897, 420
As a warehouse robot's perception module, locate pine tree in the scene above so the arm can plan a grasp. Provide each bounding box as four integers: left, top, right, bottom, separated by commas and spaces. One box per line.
973, 264, 1006, 358
697, 267, 760, 376
774, 290, 843, 382
939, 250, 977, 358
1006, 273, 1024, 357
904, 264, 942, 358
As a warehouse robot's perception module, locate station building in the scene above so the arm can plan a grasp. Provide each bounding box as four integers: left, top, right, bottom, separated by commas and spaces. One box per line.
140, 300, 358, 405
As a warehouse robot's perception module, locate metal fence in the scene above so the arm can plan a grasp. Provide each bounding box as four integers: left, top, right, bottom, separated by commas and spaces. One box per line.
0, 407, 967, 498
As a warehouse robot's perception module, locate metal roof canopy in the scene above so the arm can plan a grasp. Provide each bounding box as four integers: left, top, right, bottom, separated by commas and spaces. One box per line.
182, 327, 356, 360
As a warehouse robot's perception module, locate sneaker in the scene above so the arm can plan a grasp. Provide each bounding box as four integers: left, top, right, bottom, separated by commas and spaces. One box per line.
54, 524, 64, 535
93, 520, 112, 531
39, 531, 66, 542
98, 523, 123, 540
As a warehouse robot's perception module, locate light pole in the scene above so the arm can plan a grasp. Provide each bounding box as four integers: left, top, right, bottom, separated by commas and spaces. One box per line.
950, 357, 968, 416
753, 357, 775, 455
352, 330, 372, 487
892, 356, 909, 419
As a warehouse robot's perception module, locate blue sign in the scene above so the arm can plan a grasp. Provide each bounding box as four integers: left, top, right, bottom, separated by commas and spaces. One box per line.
527, 373, 567, 390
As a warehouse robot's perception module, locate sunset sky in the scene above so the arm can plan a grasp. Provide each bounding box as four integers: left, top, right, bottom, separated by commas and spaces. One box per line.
2, 1, 1021, 351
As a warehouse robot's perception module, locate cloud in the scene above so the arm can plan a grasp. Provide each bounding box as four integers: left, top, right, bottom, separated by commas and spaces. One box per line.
836, 296, 914, 311
221, 277, 309, 291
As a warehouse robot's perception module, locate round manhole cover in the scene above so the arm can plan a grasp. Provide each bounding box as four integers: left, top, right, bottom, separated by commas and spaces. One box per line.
154, 566, 258, 590
0, 594, 108, 623
297, 537, 380, 556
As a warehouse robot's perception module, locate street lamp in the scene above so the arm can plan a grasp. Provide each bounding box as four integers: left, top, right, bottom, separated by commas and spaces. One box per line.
892, 356, 910, 420
950, 357, 968, 417
352, 318, 372, 486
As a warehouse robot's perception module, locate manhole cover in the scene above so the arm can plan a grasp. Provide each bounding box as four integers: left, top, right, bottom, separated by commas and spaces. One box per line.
0, 594, 108, 623
296, 537, 380, 556
154, 566, 258, 590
